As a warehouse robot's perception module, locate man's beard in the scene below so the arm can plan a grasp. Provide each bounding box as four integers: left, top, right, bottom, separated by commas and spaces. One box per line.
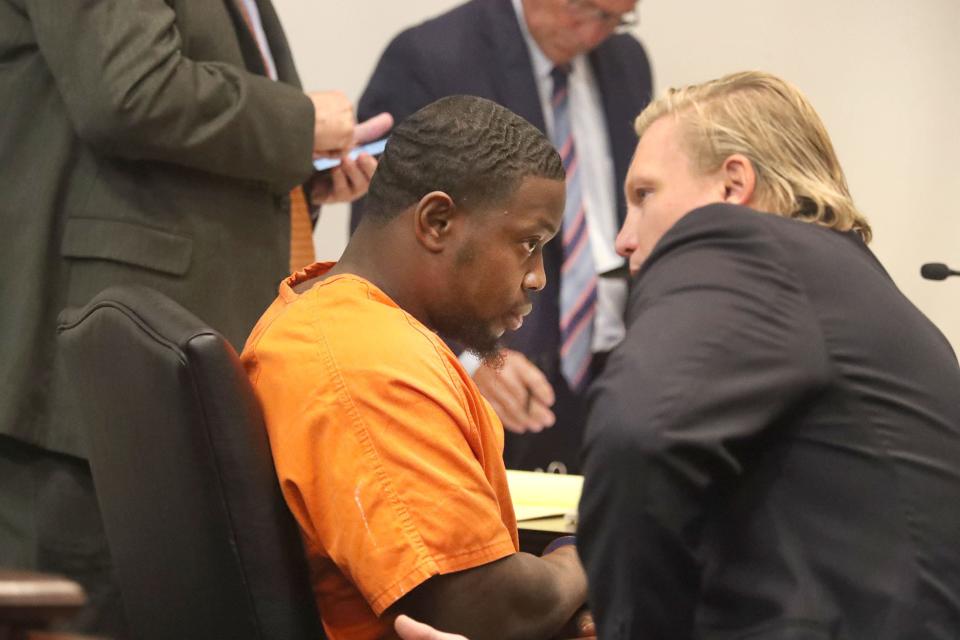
434, 239, 505, 368
432, 307, 504, 370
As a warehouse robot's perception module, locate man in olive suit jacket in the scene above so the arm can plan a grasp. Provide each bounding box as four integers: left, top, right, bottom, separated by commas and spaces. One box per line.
0, 0, 383, 634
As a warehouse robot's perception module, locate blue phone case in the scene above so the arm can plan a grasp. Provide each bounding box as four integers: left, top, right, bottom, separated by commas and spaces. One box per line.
313, 138, 388, 172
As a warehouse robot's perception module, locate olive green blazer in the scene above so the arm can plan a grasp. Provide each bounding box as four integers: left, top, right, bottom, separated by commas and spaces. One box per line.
0, 0, 314, 455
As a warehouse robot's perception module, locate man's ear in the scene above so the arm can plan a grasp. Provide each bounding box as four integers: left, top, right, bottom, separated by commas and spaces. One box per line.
721, 154, 757, 206
413, 191, 458, 253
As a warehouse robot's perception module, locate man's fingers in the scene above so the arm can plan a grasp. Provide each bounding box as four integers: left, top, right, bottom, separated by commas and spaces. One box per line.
474, 365, 530, 432
313, 118, 353, 157
394, 614, 466, 640
355, 153, 378, 180
316, 156, 375, 204
354, 112, 394, 145
513, 361, 555, 407
527, 398, 555, 430
502, 420, 529, 434
473, 351, 557, 433
308, 90, 354, 155
324, 165, 349, 203
393, 615, 432, 640
497, 389, 551, 433
338, 156, 367, 194
479, 359, 528, 412
503, 350, 554, 405
489, 390, 530, 433
575, 610, 596, 637
500, 351, 555, 424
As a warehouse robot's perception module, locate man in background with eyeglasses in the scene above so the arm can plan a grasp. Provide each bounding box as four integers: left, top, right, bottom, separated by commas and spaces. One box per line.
353, 0, 652, 475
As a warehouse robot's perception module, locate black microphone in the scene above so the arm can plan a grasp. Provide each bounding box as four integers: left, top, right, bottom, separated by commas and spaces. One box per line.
920, 262, 960, 281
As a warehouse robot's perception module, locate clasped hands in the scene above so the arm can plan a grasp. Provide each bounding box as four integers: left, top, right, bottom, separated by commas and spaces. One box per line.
473, 349, 557, 434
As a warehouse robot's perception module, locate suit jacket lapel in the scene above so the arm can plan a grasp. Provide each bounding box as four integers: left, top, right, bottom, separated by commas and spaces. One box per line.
480, 0, 547, 133
589, 42, 636, 225
254, 0, 302, 86
222, 0, 269, 77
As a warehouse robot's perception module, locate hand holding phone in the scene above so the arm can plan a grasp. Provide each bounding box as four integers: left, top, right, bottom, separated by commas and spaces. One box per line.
313, 137, 388, 173
310, 150, 378, 205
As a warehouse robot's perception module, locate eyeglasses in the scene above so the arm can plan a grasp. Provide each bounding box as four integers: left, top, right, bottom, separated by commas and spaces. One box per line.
565, 0, 639, 32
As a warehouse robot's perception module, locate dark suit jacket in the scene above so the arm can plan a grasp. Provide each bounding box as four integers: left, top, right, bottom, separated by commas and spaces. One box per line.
354, 0, 652, 471
0, 0, 314, 456
580, 204, 960, 639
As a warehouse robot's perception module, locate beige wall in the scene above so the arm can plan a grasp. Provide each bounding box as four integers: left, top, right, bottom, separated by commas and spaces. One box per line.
274, 0, 960, 351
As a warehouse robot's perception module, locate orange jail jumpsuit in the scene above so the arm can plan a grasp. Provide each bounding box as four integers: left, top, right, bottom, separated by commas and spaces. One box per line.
241, 262, 519, 640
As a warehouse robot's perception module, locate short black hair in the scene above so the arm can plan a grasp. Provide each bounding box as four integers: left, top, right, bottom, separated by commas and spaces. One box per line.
364, 95, 564, 220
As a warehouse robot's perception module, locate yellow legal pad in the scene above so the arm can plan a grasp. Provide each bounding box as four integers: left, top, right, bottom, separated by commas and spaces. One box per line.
506, 469, 583, 522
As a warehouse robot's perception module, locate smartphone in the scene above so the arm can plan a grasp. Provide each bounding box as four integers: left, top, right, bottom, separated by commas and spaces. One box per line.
312, 137, 388, 172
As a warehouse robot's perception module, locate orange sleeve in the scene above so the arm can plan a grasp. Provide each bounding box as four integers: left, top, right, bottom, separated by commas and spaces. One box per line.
285, 310, 517, 615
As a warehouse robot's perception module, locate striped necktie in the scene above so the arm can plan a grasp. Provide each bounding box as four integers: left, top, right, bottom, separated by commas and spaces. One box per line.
551, 66, 597, 393
231, 0, 314, 273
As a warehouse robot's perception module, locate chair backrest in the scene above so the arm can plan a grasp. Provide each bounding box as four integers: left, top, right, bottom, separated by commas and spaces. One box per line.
57, 285, 324, 640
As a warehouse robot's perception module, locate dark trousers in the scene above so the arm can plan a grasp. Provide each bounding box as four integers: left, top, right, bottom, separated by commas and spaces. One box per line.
0, 435, 128, 637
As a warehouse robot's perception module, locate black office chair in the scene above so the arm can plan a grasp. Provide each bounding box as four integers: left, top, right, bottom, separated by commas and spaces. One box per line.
57, 285, 324, 640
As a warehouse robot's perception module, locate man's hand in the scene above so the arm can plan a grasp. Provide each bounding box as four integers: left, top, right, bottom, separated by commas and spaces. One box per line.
353, 112, 394, 146
393, 610, 594, 640
395, 615, 468, 640
391, 545, 587, 640
308, 90, 355, 157
310, 154, 377, 204
555, 609, 596, 639
308, 90, 395, 159
473, 349, 555, 433
308, 112, 394, 205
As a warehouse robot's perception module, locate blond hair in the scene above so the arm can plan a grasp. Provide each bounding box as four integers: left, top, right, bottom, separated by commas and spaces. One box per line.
636, 71, 872, 242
